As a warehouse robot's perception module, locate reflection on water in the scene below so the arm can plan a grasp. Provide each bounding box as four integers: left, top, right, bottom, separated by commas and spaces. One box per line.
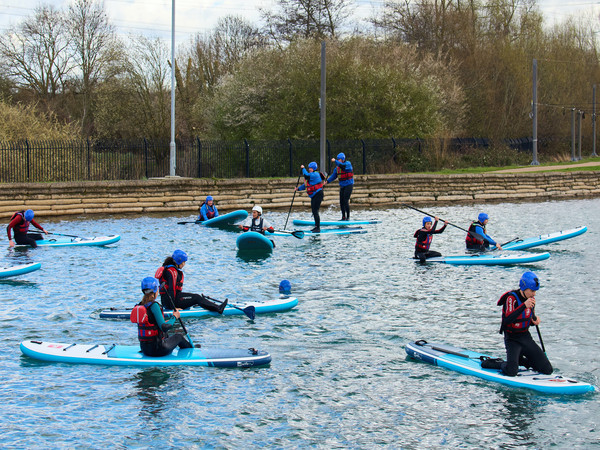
134, 368, 171, 419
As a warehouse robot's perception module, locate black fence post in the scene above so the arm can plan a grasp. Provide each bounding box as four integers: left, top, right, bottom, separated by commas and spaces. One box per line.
143, 138, 149, 179
288, 139, 293, 177
197, 137, 202, 178
392, 137, 397, 149
244, 139, 250, 178
87, 139, 91, 180
361, 139, 366, 174
26, 139, 30, 182
326, 139, 331, 174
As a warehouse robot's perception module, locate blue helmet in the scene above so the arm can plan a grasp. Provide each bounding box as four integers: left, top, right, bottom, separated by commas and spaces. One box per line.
519, 271, 540, 291
308, 162, 318, 171
141, 276, 159, 293
336, 153, 346, 161
172, 249, 188, 265
279, 279, 291, 295
478, 213, 489, 223
206, 195, 213, 202
422, 216, 433, 226
24, 209, 34, 221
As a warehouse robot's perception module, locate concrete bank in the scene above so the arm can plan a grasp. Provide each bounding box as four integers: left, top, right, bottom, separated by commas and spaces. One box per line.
1, 171, 599, 219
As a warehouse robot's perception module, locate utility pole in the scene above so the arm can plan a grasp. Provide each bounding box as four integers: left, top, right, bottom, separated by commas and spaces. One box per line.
169, 0, 176, 177
319, 41, 326, 173
531, 59, 539, 165
592, 85, 597, 157
571, 108, 576, 161
577, 109, 583, 161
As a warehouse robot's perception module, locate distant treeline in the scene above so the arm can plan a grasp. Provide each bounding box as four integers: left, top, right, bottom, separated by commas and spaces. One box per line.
0, 0, 597, 168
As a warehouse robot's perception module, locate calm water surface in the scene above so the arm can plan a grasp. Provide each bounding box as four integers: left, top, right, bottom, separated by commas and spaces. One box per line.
1, 199, 599, 448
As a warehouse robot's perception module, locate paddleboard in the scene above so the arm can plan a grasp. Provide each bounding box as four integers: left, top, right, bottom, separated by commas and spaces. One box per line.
0, 262, 41, 278
303, 228, 367, 236
406, 340, 595, 395
201, 210, 248, 227
98, 297, 299, 320
236, 231, 274, 251
15, 235, 120, 248
20, 340, 271, 368
501, 226, 587, 251
293, 219, 381, 226
424, 252, 550, 265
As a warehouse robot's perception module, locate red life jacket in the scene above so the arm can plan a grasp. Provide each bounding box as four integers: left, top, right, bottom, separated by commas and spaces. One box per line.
155, 265, 183, 295
414, 228, 433, 251
10, 211, 30, 234
130, 302, 162, 342
337, 165, 354, 181
200, 202, 216, 219
497, 290, 533, 334
465, 221, 485, 247
305, 174, 324, 196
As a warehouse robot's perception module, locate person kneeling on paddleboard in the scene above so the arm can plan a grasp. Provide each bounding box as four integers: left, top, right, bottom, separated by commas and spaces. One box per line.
414, 216, 448, 263
482, 271, 553, 377
465, 213, 502, 251
239, 205, 276, 247
156, 249, 227, 314
131, 277, 194, 357
296, 162, 325, 233
198, 195, 219, 222
7, 209, 48, 248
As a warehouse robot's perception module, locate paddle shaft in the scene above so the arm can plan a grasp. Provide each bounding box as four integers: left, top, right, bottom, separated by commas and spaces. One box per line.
47, 232, 81, 238
177, 221, 201, 225
402, 204, 486, 241
161, 285, 194, 345
268, 229, 305, 239
204, 295, 256, 320
536, 325, 546, 353
284, 171, 303, 230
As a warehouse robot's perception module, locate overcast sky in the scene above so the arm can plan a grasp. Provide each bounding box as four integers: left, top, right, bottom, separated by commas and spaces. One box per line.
0, 0, 597, 43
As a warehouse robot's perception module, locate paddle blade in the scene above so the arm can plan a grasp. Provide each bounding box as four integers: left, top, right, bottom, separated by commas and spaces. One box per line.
243, 306, 256, 320
292, 231, 305, 239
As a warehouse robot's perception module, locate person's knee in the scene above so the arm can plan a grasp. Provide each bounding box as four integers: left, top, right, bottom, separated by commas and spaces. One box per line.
501, 362, 519, 377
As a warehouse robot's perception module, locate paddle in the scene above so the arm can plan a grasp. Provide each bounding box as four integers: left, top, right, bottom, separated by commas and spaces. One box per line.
177, 220, 202, 225
267, 229, 305, 239
46, 232, 85, 239
414, 340, 484, 360
401, 204, 487, 242
284, 171, 303, 230
535, 325, 546, 354
203, 295, 256, 320
161, 283, 194, 346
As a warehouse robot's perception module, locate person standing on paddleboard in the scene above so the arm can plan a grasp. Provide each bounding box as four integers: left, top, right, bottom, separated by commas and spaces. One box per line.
414, 216, 448, 263
482, 271, 553, 377
296, 162, 325, 233
198, 195, 219, 222
7, 209, 48, 248
325, 153, 354, 221
156, 249, 227, 314
465, 213, 502, 251
131, 277, 194, 357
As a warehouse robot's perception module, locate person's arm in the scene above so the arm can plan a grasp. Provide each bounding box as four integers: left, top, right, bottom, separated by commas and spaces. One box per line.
297, 183, 306, 191
501, 295, 529, 328
262, 219, 273, 231
149, 302, 176, 331
213, 205, 219, 217
200, 205, 208, 221
30, 219, 46, 233
432, 222, 448, 234
7, 216, 20, 240
327, 162, 338, 183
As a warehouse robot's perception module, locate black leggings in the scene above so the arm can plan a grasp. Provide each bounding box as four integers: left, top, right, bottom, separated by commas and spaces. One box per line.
414, 250, 442, 262
339, 185, 353, 220
161, 292, 222, 312
15, 232, 43, 248
501, 331, 553, 376
311, 190, 324, 228
140, 334, 192, 357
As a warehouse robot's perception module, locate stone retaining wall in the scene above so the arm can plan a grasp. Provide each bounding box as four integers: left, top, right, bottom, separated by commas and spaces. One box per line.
1, 171, 599, 219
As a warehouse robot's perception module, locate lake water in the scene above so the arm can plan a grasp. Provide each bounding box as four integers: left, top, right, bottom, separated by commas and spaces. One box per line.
1, 198, 598, 448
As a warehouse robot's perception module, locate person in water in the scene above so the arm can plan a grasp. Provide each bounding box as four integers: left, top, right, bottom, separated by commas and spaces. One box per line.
296, 162, 325, 233
465, 212, 502, 251
198, 195, 219, 222
279, 279, 292, 298
239, 205, 274, 234
414, 216, 448, 263
7, 209, 48, 248
325, 153, 354, 221
482, 271, 553, 377
155, 249, 227, 313
131, 276, 194, 357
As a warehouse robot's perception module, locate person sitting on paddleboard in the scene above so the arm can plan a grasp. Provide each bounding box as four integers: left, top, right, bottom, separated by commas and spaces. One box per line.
465, 213, 502, 251
131, 276, 194, 357
296, 162, 325, 233
481, 271, 553, 377
156, 249, 227, 314
7, 209, 48, 248
198, 195, 219, 222
414, 216, 448, 263
239, 205, 276, 247
325, 153, 354, 221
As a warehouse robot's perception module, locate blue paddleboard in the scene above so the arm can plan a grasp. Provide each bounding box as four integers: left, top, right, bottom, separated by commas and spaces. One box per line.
406, 340, 595, 395
98, 297, 298, 320
236, 231, 274, 251
424, 252, 550, 265
201, 210, 248, 227
0, 262, 41, 278
501, 226, 587, 251
20, 340, 271, 368
293, 219, 380, 226
15, 235, 120, 248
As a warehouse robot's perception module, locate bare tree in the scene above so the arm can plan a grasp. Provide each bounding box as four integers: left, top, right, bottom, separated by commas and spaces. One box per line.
260, 0, 354, 45
0, 4, 73, 106
66, 0, 122, 136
